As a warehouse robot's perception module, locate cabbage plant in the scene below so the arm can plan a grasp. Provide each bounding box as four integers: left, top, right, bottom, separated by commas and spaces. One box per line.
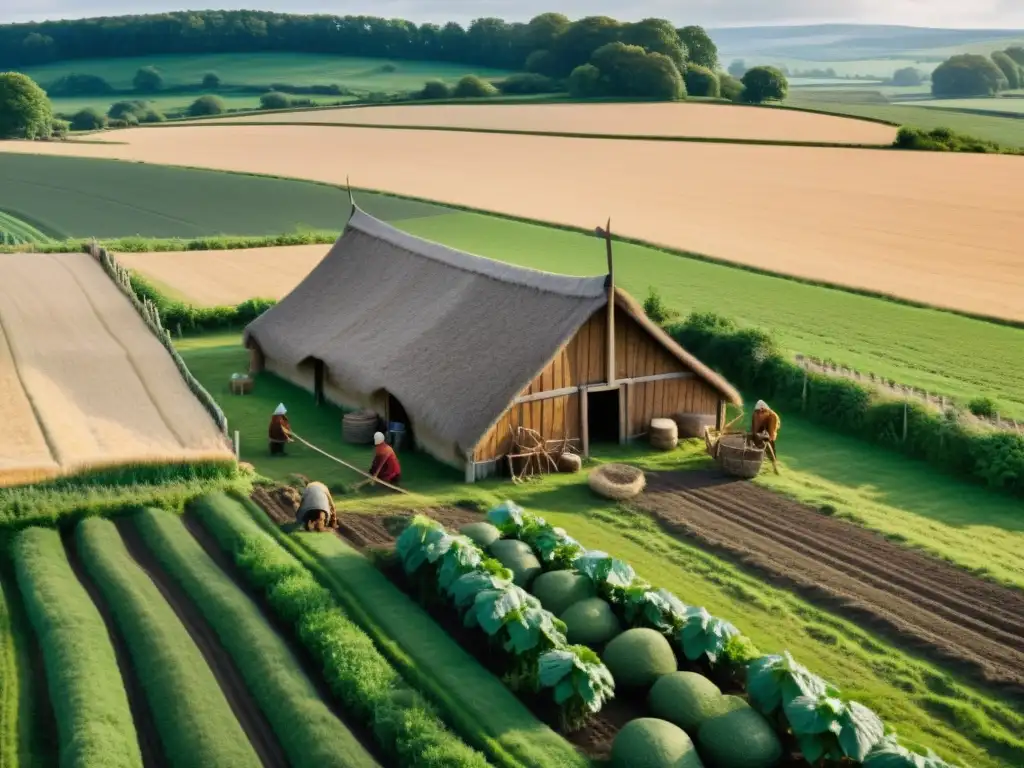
538, 646, 615, 731
863, 735, 960, 767
785, 694, 885, 763
746, 651, 836, 717
678, 606, 739, 665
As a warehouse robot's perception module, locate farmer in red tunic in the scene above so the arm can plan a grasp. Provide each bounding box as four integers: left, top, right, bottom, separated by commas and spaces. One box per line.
368, 431, 401, 486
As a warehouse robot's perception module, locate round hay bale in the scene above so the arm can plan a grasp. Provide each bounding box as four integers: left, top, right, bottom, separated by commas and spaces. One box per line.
650, 435, 678, 451
675, 414, 716, 439
557, 452, 582, 473
588, 463, 646, 500
650, 418, 678, 441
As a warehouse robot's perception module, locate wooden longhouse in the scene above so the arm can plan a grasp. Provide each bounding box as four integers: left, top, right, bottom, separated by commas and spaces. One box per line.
244, 206, 741, 482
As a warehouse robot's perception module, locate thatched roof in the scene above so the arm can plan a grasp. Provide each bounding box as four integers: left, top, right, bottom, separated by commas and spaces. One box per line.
244, 207, 740, 456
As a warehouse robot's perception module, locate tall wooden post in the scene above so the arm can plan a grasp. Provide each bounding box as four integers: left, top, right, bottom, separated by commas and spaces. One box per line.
601, 219, 615, 386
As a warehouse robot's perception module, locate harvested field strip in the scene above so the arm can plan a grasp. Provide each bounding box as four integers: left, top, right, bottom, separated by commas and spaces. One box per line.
192, 491, 494, 768
4, 126, 1022, 322
131, 507, 379, 768
203, 102, 900, 144
638, 469, 1024, 699
119, 244, 331, 307
293, 530, 589, 768
10, 527, 142, 768
75, 517, 261, 768
0, 320, 57, 487
0, 251, 231, 486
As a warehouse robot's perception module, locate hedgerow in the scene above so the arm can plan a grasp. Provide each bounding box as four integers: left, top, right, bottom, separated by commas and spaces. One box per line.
488, 500, 960, 768
191, 492, 492, 768
75, 517, 261, 768
129, 273, 275, 335
0, 575, 15, 768
132, 508, 378, 768
11, 527, 142, 768
668, 312, 1024, 497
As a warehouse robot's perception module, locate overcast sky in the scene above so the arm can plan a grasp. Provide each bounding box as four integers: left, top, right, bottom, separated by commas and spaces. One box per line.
3, 0, 1024, 28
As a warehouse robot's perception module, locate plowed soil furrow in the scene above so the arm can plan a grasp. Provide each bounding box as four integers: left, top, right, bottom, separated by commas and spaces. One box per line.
637, 471, 1024, 698
681, 485, 1024, 640
114, 520, 288, 768
60, 530, 165, 768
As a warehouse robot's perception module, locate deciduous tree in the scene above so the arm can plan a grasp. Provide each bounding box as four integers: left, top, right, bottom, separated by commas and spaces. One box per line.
0, 72, 53, 139
133, 66, 164, 92
677, 26, 718, 69
740, 66, 788, 103
931, 54, 1006, 96
991, 51, 1021, 90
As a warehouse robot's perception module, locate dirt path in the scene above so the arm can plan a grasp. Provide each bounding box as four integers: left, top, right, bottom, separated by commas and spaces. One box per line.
636, 470, 1024, 699
113, 520, 289, 768
60, 529, 165, 768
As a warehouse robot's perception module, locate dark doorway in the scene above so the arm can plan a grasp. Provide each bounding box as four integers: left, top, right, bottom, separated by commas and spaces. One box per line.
312, 359, 325, 406
587, 388, 621, 445
386, 393, 414, 451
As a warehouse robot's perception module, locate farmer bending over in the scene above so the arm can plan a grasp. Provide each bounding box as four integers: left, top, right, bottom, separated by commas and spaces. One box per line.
751, 400, 780, 455
297, 480, 337, 531
368, 431, 402, 486
268, 403, 293, 455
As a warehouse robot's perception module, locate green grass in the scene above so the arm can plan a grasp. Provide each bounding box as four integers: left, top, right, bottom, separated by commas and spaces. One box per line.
10, 527, 141, 768
0, 154, 452, 239
894, 97, 1024, 115
0, 465, 251, 532
18, 52, 513, 114
784, 92, 1024, 147
390, 212, 1024, 419
0, 574, 18, 768
0, 211, 51, 246
132, 507, 378, 768
191, 492, 496, 768
293, 530, 588, 768
74, 517, 261, 768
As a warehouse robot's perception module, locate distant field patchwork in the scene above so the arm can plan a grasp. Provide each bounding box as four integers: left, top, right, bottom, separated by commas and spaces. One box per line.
204, 102, 899, 144
0, 153, 451, 239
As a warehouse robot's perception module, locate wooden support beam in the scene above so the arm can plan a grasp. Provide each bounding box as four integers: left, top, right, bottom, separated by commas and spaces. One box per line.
513, 386, 579, 405
581, 389, 590, 458
604, 219, 615, 387
619, 385, 627, 445
464, 452, 476, 483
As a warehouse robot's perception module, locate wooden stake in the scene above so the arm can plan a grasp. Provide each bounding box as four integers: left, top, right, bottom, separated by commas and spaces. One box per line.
580, 389, 590, 458
603, 218, 615, 386
233, 430, 240, 460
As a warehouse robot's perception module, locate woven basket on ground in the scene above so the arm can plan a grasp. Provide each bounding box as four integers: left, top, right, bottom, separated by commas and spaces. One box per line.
674, 413, 716, 438
557, 452, 582, 473
649, 418, 678, 451
706, 431, 764, 479
588, 463, 646, 500
342, 409, 379, 444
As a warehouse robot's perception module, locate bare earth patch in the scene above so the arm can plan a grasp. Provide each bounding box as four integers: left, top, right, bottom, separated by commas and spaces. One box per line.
202, 102, 899, 145
119, 244, 330, 306
0, 251, 232, 486
2, 126, 1022, 321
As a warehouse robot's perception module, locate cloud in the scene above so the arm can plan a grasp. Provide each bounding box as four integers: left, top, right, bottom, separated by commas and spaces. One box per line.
3, 0, 1024, 27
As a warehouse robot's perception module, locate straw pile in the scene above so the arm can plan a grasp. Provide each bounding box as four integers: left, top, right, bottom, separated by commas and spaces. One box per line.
649, 418, 679, 451
588, 463, 646, 500
342, 409, 379, 444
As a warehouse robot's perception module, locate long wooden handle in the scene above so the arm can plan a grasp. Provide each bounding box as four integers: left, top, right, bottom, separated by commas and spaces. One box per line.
290, 432, 411, 495
766, 442, 780, 475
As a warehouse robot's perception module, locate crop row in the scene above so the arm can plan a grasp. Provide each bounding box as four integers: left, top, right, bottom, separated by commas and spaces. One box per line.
11, 527, 142, 768
486, 500, 959, 768
132, 507, 378, 768
190, 491, 496, 768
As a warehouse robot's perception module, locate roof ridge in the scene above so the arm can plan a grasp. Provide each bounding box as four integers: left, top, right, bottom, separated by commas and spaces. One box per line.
347, 206, 608, 299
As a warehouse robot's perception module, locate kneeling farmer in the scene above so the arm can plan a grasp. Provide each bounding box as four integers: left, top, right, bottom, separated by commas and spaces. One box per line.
751, 400, 780, 455
297, 481, 337, 531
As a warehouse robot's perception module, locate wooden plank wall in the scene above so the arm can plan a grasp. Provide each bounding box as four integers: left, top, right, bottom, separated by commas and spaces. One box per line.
473, 305, 719, 462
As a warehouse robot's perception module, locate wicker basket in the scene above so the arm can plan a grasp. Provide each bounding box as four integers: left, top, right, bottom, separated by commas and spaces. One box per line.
342, 409, 379, 444
704, 429, 764, 479
588, 463, 646, 500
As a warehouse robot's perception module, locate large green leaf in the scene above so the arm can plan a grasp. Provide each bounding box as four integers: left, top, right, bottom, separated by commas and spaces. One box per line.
486, 501, 526, 534
538, 649, 576, 688
448, 570, 511, 608
679, 606, 739, 663
838, 701, 886, 761
785, 694, 845, 735
395, 516, 438, 573
863, 736, 958, 767
747, 652, 829, 715
437, 537, 483, 591
473, 586, 527, 636
421, 526, 454, 564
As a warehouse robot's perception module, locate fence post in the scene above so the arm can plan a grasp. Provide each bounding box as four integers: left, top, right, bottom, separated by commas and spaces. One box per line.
234, 430, 240, 460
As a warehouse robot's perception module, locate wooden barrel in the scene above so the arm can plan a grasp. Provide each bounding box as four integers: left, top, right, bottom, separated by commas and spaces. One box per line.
342, 409, 379, 444
715, 433, 764, 478
649, 418, 678, 451
674, 413, 716, 438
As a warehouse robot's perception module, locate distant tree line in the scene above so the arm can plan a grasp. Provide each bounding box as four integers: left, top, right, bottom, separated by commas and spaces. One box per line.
931, 47, 1024, 96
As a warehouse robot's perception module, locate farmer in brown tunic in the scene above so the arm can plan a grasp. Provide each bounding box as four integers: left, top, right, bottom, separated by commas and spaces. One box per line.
751, 400, 781, 455
268, 403, 293, 455
296, 481, 338, 531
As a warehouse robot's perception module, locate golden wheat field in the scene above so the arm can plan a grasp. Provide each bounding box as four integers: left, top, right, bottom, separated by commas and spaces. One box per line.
3, 126, 1022, 320
203, 102, 899, 144
0, 251, 232, 486
119, 245, 330, 306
